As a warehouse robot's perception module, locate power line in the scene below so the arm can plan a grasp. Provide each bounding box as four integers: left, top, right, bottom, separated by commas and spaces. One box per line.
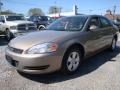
5, 0, 50, 7
80, 6, 113, 11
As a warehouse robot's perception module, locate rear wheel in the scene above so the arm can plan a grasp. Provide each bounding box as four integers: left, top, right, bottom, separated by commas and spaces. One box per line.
38, 25, 45, 30
61, 47, 82, 75
110, 38, 117, 51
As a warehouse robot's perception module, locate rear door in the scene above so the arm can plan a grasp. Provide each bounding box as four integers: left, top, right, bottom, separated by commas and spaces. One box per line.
99, 17, 113, 46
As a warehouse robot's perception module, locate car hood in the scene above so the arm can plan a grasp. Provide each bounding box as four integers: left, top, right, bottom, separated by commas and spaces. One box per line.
6, 20, 33, 26
9, 30, 74, 50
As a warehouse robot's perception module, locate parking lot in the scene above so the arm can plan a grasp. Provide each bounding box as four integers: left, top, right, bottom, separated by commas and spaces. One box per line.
0, 36, 120, 90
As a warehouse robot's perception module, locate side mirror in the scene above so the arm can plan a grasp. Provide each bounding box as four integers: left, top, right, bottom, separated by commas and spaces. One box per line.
89, 25, 98, 31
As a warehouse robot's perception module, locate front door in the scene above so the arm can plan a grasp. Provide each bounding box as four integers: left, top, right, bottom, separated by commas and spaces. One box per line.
84, 17, 105, 55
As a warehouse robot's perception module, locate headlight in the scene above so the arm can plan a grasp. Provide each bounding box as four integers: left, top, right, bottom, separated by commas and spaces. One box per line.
26, 43, 58, 54
10, 26, 17, 30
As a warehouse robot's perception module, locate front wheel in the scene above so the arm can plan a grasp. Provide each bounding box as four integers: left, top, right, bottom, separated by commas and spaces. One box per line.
5, 29, 13, 41
61, 47, 82, 75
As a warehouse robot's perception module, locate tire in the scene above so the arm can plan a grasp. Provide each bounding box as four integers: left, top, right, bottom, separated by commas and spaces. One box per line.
38, 25, 45, 30
5, 29, 13, 41
109, 38, 117, 51
61, 47, 82, 75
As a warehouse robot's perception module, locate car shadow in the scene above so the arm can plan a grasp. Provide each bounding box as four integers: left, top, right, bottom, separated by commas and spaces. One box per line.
18, 45, 120, 84
0, 36, 9, 46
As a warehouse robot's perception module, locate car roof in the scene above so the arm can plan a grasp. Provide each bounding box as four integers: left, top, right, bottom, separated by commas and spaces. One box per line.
65, 15, 105, 19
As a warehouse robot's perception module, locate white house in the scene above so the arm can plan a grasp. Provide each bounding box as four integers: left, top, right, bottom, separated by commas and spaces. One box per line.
47, 5, 81, 18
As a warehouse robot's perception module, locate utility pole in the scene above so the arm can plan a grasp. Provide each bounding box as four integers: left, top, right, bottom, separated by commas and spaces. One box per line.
59, 7, 62, 17
54, 1, 57, 18
113, 5, 116, 20
0, 0, 3, 14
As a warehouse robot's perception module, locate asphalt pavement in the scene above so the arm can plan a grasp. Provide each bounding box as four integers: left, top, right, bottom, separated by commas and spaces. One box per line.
0, 36, 120, 90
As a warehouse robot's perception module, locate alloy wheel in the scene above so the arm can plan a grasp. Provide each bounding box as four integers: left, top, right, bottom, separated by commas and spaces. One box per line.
112, 39, 116, 50
67, 51, 80, 71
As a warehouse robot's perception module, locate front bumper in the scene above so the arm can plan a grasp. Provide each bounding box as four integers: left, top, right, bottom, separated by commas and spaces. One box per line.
5, 47, 62, 74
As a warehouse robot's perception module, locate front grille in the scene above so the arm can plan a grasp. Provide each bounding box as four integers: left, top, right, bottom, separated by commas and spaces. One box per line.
18, 24, 37, 31
8, 46, 23, 54
18, 24, 26, 30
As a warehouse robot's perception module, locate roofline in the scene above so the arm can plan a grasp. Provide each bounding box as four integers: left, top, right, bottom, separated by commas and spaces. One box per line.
61, 14, 104, 18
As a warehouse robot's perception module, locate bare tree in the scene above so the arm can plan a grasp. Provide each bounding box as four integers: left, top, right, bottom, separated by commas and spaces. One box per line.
48, 6, 60, 14
28, 8, 45, 16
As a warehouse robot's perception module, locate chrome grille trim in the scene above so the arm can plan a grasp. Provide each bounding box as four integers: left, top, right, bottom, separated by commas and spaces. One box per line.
18, 24, 36, 30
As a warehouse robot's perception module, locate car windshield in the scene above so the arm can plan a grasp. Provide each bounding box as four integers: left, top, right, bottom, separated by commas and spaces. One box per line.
31, 16, 48, 21
46, 16, 87, 31
6, 16, 25, 21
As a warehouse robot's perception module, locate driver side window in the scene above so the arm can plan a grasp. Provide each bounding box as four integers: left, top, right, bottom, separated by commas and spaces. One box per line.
89, 17, 100, 27
0, 16, 2, 22
0, 16, 5, 23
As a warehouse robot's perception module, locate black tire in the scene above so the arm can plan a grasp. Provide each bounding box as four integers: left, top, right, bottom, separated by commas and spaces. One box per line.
61, 47, 82, 75
109, 38, 117, 51
5, 29, 13, 41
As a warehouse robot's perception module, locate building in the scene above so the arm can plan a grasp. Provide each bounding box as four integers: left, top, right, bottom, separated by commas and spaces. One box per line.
105, 10, 120, 22
47, 5, 82, 18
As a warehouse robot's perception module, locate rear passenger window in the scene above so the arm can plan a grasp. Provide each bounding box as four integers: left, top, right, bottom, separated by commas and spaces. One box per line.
100, 17, 111, 27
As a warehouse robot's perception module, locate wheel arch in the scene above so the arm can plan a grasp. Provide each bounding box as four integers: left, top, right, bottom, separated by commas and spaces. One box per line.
38, 25, 46, 30
6, 28, 9, 31
63, 43, 85, 59
4, 28, 9, 34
